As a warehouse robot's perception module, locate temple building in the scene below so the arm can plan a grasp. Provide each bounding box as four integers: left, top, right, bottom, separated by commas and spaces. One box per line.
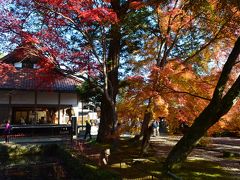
0, 43, 96, 135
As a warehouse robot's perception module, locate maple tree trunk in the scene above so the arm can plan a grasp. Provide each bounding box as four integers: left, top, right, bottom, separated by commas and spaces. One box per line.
140, 111, 152, 137
133, 110, 152, 142
96, 0, 122, 143
163, 89, 240, 171
97, 94, 117, 143
133, 98, 153, 141
140, 122, 153, 156
138, 101, 155, 155
163, 36, 240, 172
140, 110, 155, 155
163, 102, 228, 171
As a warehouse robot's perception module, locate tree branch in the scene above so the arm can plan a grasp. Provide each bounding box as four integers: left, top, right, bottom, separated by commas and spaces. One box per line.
212, 36, 240, 100
183, 12, 238, 64
164, 86, 211, 101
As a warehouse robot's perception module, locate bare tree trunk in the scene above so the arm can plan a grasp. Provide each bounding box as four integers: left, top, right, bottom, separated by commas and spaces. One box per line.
163, 36, 240, 172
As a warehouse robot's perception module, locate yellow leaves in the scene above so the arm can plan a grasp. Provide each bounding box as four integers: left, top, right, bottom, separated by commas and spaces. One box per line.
156, 2, 193, 35
152, 96, 169, 119
180, 71, 195, 80
153, 95, 164, 106
117, 97, 144, 121
207, 100, 240, 135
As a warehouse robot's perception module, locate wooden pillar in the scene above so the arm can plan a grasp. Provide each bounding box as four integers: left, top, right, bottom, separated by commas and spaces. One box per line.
58, 92, 61, 125
8, 92, 12, 122
82, 100, 84, 130
34, 91, 37, 124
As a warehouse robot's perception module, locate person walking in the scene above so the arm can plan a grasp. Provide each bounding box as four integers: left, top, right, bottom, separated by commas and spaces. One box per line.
4, 120, 12, 143
84, 120, 92, 140
159, 117, 168, 135
179, 120, 189, 135
152, 120, 159, 137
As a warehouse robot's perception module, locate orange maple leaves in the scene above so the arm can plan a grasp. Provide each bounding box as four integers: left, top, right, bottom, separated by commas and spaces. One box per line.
118, 59, 218, 133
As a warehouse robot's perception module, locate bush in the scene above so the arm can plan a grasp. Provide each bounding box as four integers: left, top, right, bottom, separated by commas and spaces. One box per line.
196, 137, 212, 148
212, 131, 240, 137
0, 144, 121, 180
54, 146, 121, 180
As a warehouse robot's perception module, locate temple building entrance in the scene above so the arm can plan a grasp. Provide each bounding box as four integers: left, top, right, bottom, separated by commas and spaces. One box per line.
12, 107, 69, 125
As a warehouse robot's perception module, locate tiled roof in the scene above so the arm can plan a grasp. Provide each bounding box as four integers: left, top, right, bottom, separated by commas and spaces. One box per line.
0, 43, 82, 92
1, 43, 43, 64
0, 69, 81, 92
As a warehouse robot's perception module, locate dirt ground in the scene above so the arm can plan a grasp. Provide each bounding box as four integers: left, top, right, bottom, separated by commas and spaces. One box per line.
150, 136, 240, 177
73, 135, 240, 179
